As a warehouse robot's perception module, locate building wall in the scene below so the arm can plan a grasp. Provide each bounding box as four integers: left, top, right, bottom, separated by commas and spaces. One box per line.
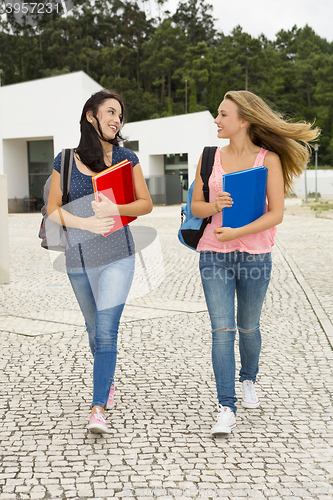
147, 155, 165, 204
293, 170, 333, 197
0, 71, 102, 211
149, 155, 164, 177
123, 111, 228, 185
0, 71, 102, 152
3, 138, 30, 212
3, 138, 29, 197
1, 74, 228, 210
6, 74, 331, 211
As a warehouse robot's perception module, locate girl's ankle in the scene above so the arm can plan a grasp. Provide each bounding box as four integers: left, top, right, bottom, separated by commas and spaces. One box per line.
91, 405, 105, 416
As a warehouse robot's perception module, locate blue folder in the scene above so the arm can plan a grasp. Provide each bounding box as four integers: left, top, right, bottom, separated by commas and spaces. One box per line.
222, 166, 268, 228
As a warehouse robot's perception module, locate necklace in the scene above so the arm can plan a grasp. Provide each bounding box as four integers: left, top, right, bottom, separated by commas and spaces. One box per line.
103, 147, 113, 167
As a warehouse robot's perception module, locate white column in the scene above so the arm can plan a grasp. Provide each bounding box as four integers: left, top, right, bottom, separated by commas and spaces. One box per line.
0, 175, 10, 284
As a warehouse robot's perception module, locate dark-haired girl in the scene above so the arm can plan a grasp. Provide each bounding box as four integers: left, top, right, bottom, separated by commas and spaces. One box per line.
48, 90, 152, 433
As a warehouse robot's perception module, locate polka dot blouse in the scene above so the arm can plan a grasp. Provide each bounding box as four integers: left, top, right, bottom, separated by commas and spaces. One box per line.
53, 146, 139, 269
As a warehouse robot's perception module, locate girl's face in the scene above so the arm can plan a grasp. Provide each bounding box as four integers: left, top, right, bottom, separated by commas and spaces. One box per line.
87, 98, 123, 140
214, 99, 245, 139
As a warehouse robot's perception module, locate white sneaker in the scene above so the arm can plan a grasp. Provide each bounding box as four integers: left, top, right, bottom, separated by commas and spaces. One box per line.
211, 405, 236, 435
242, 380, 260, 408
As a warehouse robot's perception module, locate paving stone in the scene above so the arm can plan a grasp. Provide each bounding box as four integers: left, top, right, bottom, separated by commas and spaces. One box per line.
1, 206, 333, 500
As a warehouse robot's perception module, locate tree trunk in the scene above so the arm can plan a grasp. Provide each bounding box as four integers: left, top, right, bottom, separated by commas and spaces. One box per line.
39, 32, 43, 64
168, 64, 171, 101
137, 52, 140, 87
161, 75, 165, 104
189, 81, 197, 113
185, 79, 188, 114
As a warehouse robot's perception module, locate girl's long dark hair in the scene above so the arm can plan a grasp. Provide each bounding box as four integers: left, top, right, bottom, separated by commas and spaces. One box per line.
76, 89, 126, 173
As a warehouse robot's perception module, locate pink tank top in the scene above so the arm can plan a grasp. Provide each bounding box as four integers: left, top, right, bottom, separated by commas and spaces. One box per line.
197, 147, 276, 254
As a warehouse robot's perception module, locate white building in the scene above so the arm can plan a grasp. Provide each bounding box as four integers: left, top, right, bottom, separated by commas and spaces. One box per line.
0, 71, 102, 212
0, 71, 227, 210
1, 71, 331, 211
292, 170, 333, 199
122, 112, 227, 204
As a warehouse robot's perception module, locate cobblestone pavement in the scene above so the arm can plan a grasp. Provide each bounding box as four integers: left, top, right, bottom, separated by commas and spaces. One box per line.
0, 204, 333, 500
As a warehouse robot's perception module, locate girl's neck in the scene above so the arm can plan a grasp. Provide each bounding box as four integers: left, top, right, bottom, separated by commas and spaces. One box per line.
101, 142, 113, 155
227, 136, 258, 157
101, 143, 113, 167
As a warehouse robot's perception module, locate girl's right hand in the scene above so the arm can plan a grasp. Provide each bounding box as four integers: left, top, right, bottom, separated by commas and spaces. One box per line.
82, 215, 115, 234
215, 191, 233, 212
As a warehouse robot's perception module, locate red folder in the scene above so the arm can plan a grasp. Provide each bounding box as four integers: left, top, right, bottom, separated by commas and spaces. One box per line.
92, 159, 137, 236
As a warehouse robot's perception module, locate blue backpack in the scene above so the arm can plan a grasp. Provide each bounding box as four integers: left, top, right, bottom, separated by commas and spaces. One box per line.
178, 146, 217, 250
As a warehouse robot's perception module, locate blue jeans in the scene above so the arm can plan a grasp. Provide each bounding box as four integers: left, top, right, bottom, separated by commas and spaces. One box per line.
199, 250, 272, 413
67, 256, 135, 408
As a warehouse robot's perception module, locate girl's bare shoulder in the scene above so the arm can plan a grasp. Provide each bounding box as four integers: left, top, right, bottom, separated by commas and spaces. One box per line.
264, 150, 281, 169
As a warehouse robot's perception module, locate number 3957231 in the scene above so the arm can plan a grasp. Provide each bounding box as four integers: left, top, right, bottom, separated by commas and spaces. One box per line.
3, 2, 61, 15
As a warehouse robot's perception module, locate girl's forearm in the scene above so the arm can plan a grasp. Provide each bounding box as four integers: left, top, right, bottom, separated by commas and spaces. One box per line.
191, 201, 217, 219
232, 210, 284, 238
116, 199, 153, 217
47, 205, 87, 230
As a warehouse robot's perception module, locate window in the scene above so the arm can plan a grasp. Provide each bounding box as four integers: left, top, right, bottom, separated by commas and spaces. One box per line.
124, 140, 139, 152
164, 153, 188, 170
27, 140, 54, 208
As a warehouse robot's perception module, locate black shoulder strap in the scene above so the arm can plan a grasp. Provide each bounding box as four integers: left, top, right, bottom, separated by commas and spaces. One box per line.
201, 146, 217, 203
61, 148, 74, 205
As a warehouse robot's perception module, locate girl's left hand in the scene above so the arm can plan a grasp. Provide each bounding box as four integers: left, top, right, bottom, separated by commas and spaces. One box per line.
214, 226, 238, 242
91, 192, 119, 218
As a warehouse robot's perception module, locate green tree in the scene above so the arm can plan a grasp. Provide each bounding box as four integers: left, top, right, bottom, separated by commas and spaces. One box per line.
174, 42, 211, 113
141, 19, 186, 112
173, 0, 216, 46
1, 0, 333, 164
227, 26, 263, 91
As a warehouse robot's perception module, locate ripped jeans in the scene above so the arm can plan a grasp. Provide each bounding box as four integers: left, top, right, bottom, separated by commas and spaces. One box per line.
199, 250, 272, 413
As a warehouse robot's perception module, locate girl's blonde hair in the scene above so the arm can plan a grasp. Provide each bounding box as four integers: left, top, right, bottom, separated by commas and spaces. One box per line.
224, 90, 320, 195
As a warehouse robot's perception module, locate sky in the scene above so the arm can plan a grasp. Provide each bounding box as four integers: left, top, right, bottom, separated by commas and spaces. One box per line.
145, 0, 333, 42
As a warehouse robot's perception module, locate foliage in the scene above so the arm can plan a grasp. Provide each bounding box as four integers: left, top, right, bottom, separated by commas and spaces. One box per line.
0, 0, 332, 164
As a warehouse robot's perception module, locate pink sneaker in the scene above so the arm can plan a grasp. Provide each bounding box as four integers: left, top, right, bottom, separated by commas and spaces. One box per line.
87, 408, 109, 434
106, 383, 116, 410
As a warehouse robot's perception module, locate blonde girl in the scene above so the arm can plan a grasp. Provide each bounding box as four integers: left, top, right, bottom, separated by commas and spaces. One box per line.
192, 90, 319, 435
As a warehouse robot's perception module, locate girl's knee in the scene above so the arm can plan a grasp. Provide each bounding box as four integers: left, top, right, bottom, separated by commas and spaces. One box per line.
212, 327, 236, 345
238, 325, 260, 335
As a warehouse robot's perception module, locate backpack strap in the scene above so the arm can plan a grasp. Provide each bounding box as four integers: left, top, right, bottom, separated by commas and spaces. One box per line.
200, 146, 217, 202
60, 148, 74, 205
